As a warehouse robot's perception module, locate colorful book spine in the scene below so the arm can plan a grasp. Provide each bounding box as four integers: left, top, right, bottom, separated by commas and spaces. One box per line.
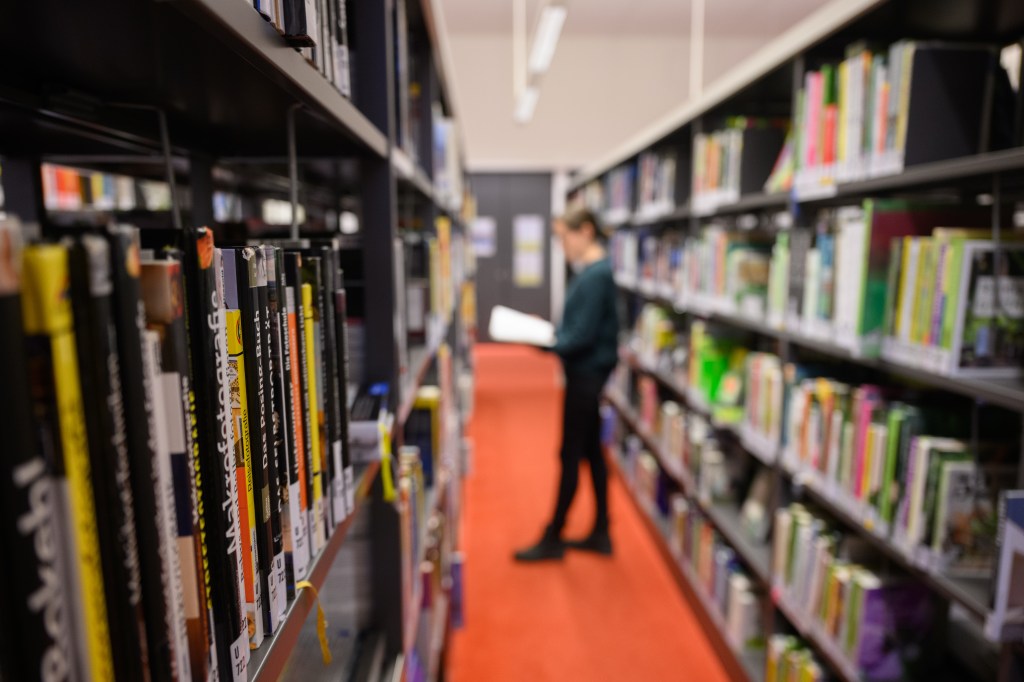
282, 257, 311, 583
222, 248, 265, 650
23, 243, 115, 681
302, 280, 327, 550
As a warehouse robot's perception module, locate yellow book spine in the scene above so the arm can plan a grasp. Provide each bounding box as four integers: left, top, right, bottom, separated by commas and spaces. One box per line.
226, 308, 263, 646
23, 244, 114, 681
302, 283, 325, 548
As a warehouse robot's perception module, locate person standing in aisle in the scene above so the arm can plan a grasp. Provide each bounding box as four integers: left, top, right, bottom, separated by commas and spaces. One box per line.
515, 208, 620, 562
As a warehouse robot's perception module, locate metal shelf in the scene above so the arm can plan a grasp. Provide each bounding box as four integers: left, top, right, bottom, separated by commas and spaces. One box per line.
392, 148, 435, 202
606, 393, 773, 587
0, 0, 388, 158
619, 283, 1024, 411
248, 461, 382, 681
608, 452, 762, 682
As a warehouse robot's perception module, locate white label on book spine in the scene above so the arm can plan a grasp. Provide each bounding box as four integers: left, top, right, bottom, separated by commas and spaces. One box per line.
273, 552, 287, 623
331, 440, 345, 521
266, 555, 281, 634
290, 481, 310, 579
230, 632, 247, 682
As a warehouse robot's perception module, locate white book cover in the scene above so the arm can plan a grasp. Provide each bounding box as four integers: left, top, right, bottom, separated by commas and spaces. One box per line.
488, 305, 556, 347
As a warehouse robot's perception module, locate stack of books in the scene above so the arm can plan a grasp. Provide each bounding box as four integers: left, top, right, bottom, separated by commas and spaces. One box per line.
691, 118, 786, 215
603, 165, 635, 225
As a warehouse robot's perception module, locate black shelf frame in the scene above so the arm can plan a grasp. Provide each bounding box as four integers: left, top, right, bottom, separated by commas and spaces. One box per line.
0, 0, 472, 678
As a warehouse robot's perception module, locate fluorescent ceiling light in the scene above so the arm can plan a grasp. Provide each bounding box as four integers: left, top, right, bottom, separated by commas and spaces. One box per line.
515, 86, 540, 123
528, 5, 567, 74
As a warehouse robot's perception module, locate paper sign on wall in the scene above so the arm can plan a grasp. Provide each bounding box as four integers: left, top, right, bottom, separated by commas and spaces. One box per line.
471, 216, 497, 258
513, 214, 545, 288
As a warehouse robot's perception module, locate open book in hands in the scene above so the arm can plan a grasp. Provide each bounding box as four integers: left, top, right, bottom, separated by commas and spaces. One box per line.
488, 305, 556, 348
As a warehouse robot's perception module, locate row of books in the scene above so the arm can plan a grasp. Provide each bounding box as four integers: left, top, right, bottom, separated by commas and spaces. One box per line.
668, 493, 764, 657
778, 368, 1015, 578
0, 218, 359, 682
41, 163, 177, 214
773, 503, 943, 681
615, 424, 764, 660
790, 40, 1010, 198
249, 0, 352, 98
612, 199, 1024, 377
691, 119, 786, 216
635, 149, 679, 220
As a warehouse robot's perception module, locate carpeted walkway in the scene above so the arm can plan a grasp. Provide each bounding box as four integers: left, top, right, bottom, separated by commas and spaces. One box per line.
447, 344, 732, 682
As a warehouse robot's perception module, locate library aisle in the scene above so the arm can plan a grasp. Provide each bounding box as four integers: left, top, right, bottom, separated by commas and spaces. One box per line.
447, 344, 730, 682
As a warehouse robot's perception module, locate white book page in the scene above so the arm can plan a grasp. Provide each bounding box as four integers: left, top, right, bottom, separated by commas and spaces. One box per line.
488, 305, 556, 347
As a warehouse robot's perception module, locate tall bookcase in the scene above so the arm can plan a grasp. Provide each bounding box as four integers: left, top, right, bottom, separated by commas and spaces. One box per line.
0, 0, 473, 680
569, 1, 1024, 681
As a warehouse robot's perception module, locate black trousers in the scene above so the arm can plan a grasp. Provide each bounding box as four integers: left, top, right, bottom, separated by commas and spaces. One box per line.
548, 371, 609, 537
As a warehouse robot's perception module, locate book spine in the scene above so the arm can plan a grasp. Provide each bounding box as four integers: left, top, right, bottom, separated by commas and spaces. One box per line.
223, 250, 265, 650
316, 248, 347, 523
0, 221, 78, 682
286, 253, 318, 558
335, 286, 355, 513
264, 246, 293, 614
182, 230, 246, 681
302, 281, 327, 550
304, 257, 333, 533
107, 227, 177, 682
140, 258, 215, 680
238, 249, 276, 640
70, 236, 150, 682
23, 243, 115, 681
141, 329, 193, 681
283, 273, 311, 583
253, 249, 286, 632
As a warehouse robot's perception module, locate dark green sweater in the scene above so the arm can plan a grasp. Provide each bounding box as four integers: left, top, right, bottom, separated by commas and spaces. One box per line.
552, 257, 619, 377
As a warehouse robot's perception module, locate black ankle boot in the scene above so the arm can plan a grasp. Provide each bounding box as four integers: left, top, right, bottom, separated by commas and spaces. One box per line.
513, 530, 565, 562
564, 530, 612, 555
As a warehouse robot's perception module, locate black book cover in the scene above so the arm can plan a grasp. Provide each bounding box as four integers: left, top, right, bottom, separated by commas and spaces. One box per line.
105, 225, 176, 682
254, 247, 286, 630
140, 255, 215, 680
69, 235, 151, 682
0, 220, 76, 681
285, 251, 317, 550
175, 228, 247, 681
309, 245, 348, 522
263, 246, 294, 608
237, 247, 278, 634
334, 282, 355, 513
300, 255, 333, 531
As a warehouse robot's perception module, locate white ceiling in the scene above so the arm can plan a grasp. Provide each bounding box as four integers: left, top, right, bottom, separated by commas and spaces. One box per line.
434, 0, 839, 169
437, 0, 832, 37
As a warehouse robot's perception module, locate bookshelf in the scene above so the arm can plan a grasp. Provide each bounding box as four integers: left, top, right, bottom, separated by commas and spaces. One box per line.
0, 0, 474, 681
579, 1, 1024, 680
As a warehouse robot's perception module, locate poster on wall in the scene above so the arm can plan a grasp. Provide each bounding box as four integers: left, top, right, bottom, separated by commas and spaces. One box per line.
513, 214, 544, 288
470, 216, 497, 258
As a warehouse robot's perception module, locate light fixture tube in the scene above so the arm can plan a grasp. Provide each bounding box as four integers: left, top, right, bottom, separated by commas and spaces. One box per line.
528, 5, 567, 74
514, 86, 540, 123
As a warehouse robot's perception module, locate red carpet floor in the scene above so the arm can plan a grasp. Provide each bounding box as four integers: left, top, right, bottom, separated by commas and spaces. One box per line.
446, 344, 732, 682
